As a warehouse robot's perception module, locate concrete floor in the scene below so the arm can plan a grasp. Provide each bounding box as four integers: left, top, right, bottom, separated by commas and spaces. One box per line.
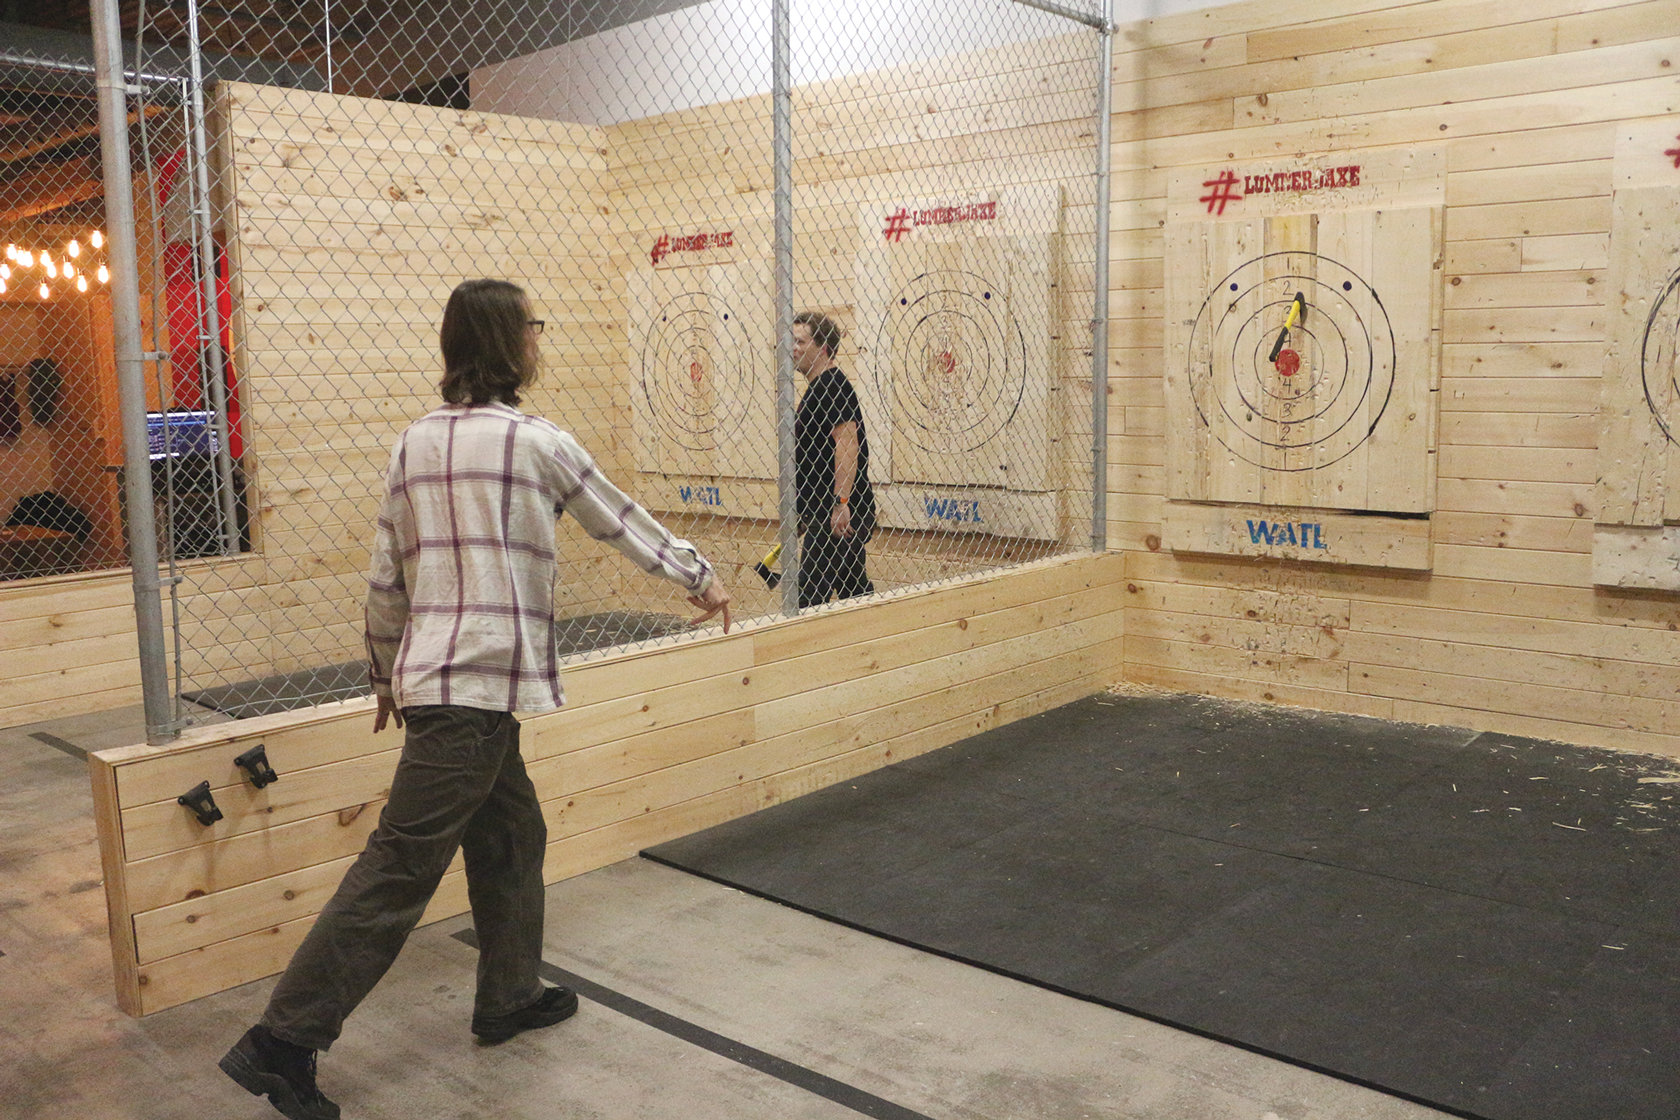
0, 704, 1454, 1120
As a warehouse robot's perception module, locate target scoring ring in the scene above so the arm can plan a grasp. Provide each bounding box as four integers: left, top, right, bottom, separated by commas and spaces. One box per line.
873, 269, 1028, 455
1187, 251, 1397, 471
1641, 262, 1680, 447
639, 292, 751, 453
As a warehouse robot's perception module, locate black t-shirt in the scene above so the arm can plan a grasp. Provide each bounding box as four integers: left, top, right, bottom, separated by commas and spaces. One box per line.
794, 367, 873, 533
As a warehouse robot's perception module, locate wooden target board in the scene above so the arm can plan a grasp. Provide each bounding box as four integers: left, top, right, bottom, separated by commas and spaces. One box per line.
1167, 209, 1438, 509
1161, 150, 1444, 566
855, 185, 1059, 499
1594, 120, 1680, 589
629, 260, 775, 483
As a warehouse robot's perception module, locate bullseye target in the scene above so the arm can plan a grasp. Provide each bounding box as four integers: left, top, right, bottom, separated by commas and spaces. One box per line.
638, 291, 750, 454
1641, 261, 1680, 446
1187, 251, 1396, 472
629, 262, 774, 480
854, 189, 1058, 495
873, 268, 1028, 456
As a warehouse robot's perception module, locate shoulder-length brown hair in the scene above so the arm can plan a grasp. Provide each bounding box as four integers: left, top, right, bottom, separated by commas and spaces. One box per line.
439, 279, 537, 406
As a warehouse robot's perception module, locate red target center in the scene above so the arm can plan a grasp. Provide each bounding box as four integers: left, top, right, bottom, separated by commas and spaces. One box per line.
1274, 348, 1301, 377
689, 360, 705, 385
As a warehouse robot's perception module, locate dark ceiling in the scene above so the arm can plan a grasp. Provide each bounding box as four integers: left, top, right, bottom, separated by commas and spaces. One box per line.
1, 0, 384, 65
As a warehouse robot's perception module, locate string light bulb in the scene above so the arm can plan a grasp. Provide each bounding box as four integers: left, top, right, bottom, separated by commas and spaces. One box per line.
18, 249, 32, 267
3, 245, 13, 261
0, 279, 6, 294
97, 264, 109, 283
38, 282, 49, 299
67, 239, 80, 258
0, 264, 8, 279
62, 261, 74, 278
76, 275, 88, 293
44, 260, 57, 279
90, 230, 104, 249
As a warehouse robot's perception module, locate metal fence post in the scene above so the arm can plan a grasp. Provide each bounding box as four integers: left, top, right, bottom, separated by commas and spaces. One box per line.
183, 0, 243, 555
91, 0, 177, 743
1092, 0, 1114, 552
773, 0, 799, 613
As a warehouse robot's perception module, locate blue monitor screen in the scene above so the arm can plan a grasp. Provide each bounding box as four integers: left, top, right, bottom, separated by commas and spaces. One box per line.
146, 411, 219, 460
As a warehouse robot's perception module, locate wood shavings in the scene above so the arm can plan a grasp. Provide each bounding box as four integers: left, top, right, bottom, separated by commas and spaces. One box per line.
1104, 680, 1183, 698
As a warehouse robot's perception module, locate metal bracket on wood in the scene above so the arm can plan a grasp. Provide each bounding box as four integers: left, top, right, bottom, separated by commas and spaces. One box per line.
176, 780, 223, 826
233, 744, 279, 789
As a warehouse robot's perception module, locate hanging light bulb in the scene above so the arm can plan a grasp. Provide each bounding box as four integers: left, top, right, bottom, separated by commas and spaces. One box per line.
67, 239, 80, 258
18, 249, 33, 267
38, 282, 50, 299
0, 264, 8, 279
3, 244, 13, 261
97, 264, 110, 283
0, 279, 6, 294
62, 261, 75, 278
44, 260, 57, 279
76, 275, 88, 293
90, 230, 104, 249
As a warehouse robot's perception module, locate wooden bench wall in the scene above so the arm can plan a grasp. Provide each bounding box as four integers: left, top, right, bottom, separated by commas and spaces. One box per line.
91, 551, 1123, 1015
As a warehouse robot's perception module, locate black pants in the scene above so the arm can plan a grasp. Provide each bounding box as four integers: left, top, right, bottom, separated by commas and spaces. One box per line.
799, 525, 873, 608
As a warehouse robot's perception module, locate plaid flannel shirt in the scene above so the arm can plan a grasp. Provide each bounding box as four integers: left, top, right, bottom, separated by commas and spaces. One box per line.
365, 402, 714, 712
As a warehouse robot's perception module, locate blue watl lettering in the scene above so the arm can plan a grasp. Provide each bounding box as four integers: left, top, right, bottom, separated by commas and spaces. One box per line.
1246, 519, 1329, 549
678, 484, 721, 506
925, 498, 984, 523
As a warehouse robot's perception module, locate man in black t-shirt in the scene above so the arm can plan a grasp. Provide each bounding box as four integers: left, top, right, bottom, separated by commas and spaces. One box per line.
792, 311, 874, 608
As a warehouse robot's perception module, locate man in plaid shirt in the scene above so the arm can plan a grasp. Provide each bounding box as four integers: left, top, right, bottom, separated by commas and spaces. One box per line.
221, 280, 731, 1120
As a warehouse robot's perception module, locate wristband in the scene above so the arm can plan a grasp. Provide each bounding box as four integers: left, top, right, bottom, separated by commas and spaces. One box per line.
834, 494, 849, 505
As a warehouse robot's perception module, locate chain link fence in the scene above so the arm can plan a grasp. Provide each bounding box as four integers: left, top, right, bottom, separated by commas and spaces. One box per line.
8, 0, 1106, 733
0, 35, 132, 587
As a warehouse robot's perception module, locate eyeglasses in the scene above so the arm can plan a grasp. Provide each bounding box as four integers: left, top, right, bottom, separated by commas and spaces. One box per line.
527, 320, 545, 334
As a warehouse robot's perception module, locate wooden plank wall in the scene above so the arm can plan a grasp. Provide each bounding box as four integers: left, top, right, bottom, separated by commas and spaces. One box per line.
90, 551, 1123, 1015
0, 572, 142, 727
1108, 0, 1680, 755
601, 30, 1102, 570
172, 82, 646, 688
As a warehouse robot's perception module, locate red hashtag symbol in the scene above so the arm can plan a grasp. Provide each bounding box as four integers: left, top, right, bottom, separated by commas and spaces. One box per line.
1199, 170, 1242, 215
882, 208, 912, 242
650, 235, 669, 266
1667, 134, 1680, 169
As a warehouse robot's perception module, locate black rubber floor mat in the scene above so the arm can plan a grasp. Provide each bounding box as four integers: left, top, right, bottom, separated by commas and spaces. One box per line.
645, 693, 1680, 1120
181, 611, 692, 719
182, 660, 369, 718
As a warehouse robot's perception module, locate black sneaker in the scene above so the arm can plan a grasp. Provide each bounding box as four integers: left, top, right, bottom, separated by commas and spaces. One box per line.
471, 985, 579, 1044
219, 1025, 341, 1120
